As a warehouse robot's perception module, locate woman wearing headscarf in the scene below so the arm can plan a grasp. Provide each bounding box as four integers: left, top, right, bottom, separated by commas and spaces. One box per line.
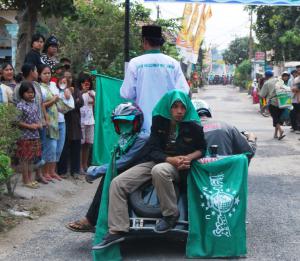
41, 35, 59, 72
94, 89, 207, 250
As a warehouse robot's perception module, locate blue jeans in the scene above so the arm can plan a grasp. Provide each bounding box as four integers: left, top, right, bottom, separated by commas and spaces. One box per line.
56, 122, 66, 162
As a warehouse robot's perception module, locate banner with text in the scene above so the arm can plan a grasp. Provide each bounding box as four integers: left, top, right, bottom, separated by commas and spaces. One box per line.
145, 0, 300, 6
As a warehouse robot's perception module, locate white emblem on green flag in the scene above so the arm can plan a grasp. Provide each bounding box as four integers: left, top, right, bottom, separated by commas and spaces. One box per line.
199, 173, 240, 238
187, 155, 248, 258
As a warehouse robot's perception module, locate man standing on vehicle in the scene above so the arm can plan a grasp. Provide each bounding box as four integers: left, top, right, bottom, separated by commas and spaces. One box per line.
120, 25, 190, 133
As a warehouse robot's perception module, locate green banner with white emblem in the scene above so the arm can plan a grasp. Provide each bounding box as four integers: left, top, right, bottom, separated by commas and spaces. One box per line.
187, 154, 248, 258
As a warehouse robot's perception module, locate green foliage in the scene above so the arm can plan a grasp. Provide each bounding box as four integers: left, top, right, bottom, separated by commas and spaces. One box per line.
0, 0, 75, 17
253, 6, 300, 61
223, 37, 250, 65
0, 154, 13, 184
0, 104, 20, 157
0, 104, 20, 184
233, 59, 252, 89
49, 0, 181, 78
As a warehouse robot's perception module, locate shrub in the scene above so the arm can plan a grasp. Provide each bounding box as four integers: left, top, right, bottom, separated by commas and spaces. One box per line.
233, 60, 252, 89
0, 154, 13, 184
0, 104, 20, 185
0, 104, 20, 157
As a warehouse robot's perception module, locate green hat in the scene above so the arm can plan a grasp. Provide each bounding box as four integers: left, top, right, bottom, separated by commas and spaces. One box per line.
152, 90, 201, 123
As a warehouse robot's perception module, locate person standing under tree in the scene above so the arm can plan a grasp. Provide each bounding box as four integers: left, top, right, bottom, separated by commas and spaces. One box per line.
41, 35, 59, 72
24, 33, 45, 69
79, 73, 95, 174
16, 81, 42, 189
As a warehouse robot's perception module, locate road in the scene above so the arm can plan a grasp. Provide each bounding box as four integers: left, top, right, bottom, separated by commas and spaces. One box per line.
1, 85, 299, 260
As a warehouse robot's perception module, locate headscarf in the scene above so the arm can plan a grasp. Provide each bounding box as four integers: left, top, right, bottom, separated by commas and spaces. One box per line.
152, 89, 201, 124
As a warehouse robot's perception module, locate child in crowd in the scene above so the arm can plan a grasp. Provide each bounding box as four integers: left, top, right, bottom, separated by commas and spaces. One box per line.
39, 64, 61, 182
15, 64, 47, 184
49, 74, 74, 175
57, 74, 84, 179
79, 73, 95, 174
16, 81, 42, 189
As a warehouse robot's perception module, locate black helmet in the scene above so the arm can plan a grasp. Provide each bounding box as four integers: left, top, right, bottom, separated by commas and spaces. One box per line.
192, 99, 212, 118
111, 102, 144, 134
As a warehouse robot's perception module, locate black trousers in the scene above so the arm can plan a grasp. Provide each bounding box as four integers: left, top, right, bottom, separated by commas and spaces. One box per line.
269, 104, 284, 127
290, 103, 300, 131
57, 139, 81, 175
86, 177, 104, 226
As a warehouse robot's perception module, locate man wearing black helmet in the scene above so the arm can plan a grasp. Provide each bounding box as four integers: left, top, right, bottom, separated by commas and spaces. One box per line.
120, 25, 189, 133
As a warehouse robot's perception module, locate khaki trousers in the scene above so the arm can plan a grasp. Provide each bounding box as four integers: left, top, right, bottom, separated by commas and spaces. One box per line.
108, 161, 179, 233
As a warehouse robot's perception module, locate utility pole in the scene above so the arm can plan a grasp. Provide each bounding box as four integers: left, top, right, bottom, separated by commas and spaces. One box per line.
156, 5, 160, 20
125, 0, 130, 64
248, 8, 253, 60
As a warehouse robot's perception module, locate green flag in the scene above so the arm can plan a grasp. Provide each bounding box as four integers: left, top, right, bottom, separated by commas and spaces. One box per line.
92, 73, 125, 165
93, 147, 122, 261
187, 154, 248, 258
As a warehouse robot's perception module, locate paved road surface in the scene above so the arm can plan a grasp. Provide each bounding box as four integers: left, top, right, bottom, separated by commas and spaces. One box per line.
1, 85, 299, 260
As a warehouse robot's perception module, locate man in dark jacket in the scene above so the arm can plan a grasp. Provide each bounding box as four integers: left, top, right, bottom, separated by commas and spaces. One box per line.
24, 33, 45, 68
93, 90, 206, 249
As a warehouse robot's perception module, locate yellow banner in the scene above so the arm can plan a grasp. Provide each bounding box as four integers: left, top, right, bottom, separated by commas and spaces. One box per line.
193, 5, 206, 52
176, 3, 193, 48
190, 5, 212, 63
186, 4, 200, 49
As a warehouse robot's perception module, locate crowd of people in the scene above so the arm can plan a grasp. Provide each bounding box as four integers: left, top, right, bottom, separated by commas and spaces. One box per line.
0, 33, 96, 189
251, 66, 300, 140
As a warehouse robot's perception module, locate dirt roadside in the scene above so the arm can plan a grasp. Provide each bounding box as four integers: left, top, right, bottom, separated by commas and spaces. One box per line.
0, 175, 98, 257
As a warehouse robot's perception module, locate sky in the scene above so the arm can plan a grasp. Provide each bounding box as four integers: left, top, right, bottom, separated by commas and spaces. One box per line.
138, 1, 254, 50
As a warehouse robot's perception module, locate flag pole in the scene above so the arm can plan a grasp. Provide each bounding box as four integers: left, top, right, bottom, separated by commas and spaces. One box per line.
125, 0, 130, 67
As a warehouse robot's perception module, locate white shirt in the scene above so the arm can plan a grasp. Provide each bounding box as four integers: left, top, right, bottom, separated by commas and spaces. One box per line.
49, 82, 74, 123
120, 51, 189, 133
80, 90, 96, 125
0, 83, 13, 103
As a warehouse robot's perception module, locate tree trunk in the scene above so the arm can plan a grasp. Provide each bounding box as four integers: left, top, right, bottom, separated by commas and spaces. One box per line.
15, 0, 38, 73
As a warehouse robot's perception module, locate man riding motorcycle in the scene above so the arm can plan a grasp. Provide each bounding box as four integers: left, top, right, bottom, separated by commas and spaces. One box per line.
66, 102, 149, 232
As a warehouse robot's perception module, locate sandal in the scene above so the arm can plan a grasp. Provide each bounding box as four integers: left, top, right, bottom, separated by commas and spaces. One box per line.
278, 131, 286, 140
44, 175, 54, 182
66, 220, 95, 233
23, 182, 39, 189
36, 177, 49, 184
50, 173, 62, 181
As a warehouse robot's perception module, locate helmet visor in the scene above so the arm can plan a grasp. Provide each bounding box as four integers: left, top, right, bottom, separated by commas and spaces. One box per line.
113, 115, 135, 121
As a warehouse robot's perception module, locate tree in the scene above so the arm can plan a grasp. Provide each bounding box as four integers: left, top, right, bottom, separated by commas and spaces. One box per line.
253, 6, 300, 62
233, 59, 252, 89
222, 37, 250, 65
0, 0, 75, 71
48, 1, 181, 78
